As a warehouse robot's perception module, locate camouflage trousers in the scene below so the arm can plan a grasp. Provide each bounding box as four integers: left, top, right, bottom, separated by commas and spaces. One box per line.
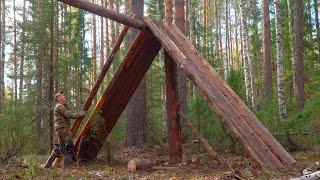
55, 127, 72, 145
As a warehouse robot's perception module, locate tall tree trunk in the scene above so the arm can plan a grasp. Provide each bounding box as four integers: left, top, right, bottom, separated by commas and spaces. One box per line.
49, 0, 55, 150
218, 8, 223, 74
214, 1, 220, 66
306, 0, 315, 67
13, 0, 18, 102
234, 1, 240, 69
307, 0, 312, 41
115, 0, 120, 40
174, 0, 187, 116
274, 0, 288, 119
105, 0, 110, 58
203, 0, 208, 58
239, 11, 244, 68
165, 0, 173, 26
240, 0, 254, 109
294, 0, 305, 109
163, 0, 173, 132
228, 2, 233, 69
19, 0, 27, 102
126, 0, 147, 146
110, 0, 115, 45
100, 0, 105, 69
249, 0, 259, 110
224, 0, 230, 79
0, 0, 5, 115
263, 0, 272, 104
315, 0, 320, 52
287, 0, 296, 95
36, 55, 43, 139
92, 0, 97, 83
185, 0, 190, 39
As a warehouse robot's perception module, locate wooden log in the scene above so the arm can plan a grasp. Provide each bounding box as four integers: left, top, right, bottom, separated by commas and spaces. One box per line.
48, 25, 131, 169
164, 51, 182, 163
163, 23, 283, 169
178, 112, 226, 165
152, 166, 179, 170
144, 18, 275, 169
56, 0, 146, 30
74, 32, 151, 160
71, 24, 130, 138
76, 30, 162, 162
52, 155, 63, 168
169, 24, 295, 167
290, 171, 320, 180
144, 17, 295, 169
127, 158, 156, 171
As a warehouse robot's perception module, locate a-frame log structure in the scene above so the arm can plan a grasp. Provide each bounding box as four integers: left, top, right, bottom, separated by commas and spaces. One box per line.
56, 0, 296, 170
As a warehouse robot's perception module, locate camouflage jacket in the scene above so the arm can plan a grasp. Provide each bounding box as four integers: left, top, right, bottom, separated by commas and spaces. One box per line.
54, 103, 82, 131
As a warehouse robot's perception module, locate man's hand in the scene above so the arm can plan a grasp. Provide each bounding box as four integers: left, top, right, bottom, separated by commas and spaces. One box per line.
80, 111, 87, 117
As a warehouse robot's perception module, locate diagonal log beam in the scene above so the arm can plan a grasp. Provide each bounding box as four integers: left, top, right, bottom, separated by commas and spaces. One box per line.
51, 24, 131, 168
70, 25, 130, 138
144, 17, 295, 169
56, 0, 146, 30
76, 30, 162, 162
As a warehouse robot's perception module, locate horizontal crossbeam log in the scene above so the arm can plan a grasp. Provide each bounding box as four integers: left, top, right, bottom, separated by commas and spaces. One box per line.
56, 0, 146, 30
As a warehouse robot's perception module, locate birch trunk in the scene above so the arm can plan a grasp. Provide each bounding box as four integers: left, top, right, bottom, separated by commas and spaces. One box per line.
240, 0, 254, 109
274, 0, 288, 119
315, 0, 320, 51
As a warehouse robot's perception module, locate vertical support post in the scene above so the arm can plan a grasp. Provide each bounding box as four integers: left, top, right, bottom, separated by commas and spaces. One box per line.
165, 51, 182, 163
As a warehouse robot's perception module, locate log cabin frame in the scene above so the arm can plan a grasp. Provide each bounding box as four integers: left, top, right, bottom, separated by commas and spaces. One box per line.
56, 0, 296, 170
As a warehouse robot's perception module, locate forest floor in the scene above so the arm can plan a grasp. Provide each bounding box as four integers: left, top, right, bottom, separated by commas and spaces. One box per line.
0, 143, 319, 179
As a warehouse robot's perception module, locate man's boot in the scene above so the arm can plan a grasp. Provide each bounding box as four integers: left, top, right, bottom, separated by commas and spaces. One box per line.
61, 142, 75, 168
41, 146, 61, 168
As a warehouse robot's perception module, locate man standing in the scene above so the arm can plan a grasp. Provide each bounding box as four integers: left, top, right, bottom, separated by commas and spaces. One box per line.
42, 91, 86, 168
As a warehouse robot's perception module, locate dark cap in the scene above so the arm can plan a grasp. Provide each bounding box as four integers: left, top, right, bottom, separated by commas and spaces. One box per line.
55, 91, 64, 101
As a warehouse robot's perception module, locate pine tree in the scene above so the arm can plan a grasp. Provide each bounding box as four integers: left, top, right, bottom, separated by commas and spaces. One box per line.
126, 0, 147, 146
12, 0, 18, 102
173, 0, 187, 118
19, 0, 27, 101
224, 0, 230, 79
294, 0, 305, 109
263, 0, 272, 104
